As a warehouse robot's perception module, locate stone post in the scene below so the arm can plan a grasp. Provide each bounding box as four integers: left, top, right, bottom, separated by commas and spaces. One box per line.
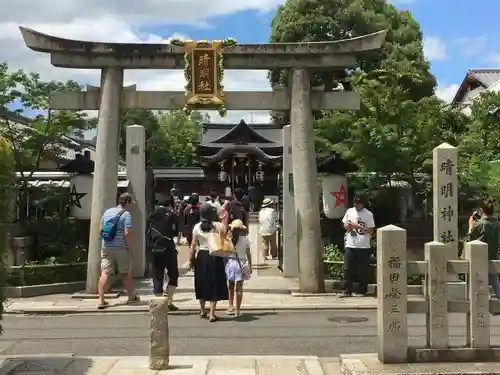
432, 143, 458, 277
126, 125, 146, 278
282, 125, 298, 278
464, 240, 490, 348
149, 298, 170, 370
86, 67, 124, 293
290, 69, 324, 293
377, 225, 408, 364
424, 241, 448, 348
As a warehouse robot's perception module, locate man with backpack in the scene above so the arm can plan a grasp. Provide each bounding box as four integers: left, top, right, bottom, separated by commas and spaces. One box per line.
97, 192, 139, 309
148, 197, 180, 310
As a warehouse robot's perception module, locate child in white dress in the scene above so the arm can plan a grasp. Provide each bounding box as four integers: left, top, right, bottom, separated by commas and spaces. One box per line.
225, 219, 252, 316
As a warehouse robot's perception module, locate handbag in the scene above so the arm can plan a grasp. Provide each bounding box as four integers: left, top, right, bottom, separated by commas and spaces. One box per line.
208, 224, 236, 258
235, 254, 251, 279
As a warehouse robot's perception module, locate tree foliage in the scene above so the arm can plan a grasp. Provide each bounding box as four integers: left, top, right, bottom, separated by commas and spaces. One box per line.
458, 91, 500, 203
148, 111, 206, 167
0, 61, 91, 223
269, 0, 468, 183
269, 0, 436, 98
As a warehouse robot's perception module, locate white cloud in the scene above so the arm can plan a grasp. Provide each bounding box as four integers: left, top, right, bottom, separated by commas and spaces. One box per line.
0, 3, 279, 124
455, 36, 487, 57
423, 36, 447, 61
436, 83, 459, 103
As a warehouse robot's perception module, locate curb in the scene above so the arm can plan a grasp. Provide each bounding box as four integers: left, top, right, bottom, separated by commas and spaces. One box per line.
4, 304, 377, 315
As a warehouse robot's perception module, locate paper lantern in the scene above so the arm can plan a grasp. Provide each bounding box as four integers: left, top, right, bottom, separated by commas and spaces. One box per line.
69, 174, 93, 219
322, 174, 347, 219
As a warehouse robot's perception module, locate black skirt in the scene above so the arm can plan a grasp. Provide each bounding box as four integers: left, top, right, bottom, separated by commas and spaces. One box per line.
194, 250, 229, 302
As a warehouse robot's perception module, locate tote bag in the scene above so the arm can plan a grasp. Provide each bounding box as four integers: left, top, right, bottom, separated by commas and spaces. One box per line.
208, 223, 236, 258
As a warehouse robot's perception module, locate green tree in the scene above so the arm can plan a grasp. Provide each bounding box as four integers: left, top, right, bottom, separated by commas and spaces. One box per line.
0, 135, 14, 331
459, 91, 500, 203
0, 62, 91, 225
148, 111, 206, 167
120, 109, 160, 160
269, 0, 436, 98
269, 0, 467, 181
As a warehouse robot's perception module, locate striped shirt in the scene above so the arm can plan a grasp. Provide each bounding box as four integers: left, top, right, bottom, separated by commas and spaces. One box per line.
101, 206, 132, 250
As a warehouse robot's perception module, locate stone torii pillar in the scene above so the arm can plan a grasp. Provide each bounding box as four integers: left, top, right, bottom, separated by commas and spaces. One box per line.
290, 69, 323, 292
18, 26, 386, 293
87, 67, 123, 293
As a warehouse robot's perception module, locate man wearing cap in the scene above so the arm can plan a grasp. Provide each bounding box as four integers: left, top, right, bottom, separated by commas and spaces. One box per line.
340, 193, 375, 297
97, 192, 139, 308
258, 198, 279, 260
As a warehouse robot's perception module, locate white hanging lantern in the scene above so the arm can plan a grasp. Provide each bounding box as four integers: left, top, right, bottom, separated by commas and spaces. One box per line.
218, 162, 226, 182
69, 174, 93, 219
255, 163, 265, 181
218, 170, 227, 182
322, 174, 348, 219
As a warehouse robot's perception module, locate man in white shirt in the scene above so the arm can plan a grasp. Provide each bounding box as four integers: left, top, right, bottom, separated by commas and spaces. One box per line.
258, 198, 279, 260
340, 193, 375, 297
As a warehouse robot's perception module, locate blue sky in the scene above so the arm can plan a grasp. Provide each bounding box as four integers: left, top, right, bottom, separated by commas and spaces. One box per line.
137, 0, 499, 102
5, 0, 498, 121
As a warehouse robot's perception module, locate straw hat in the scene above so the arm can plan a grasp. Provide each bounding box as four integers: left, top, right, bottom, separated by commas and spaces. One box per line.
229, 219, 247, 231
261, 198, 274, 208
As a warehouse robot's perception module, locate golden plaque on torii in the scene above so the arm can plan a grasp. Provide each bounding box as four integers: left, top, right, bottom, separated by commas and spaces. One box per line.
169, 38, 237, 117
184, 41, 223, 107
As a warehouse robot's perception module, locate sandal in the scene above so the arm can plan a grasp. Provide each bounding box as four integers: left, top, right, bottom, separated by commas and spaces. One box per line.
200, 310, 208, 318
97, 301, 109, 310
209, 315, 218, 322
227, 308, 235, 316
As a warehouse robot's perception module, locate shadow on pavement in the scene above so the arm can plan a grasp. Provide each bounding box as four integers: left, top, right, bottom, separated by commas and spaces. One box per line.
0, 356, 94, 375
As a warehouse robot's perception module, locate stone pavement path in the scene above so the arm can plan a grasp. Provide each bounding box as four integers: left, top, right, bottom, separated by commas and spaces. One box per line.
0, 355, 341, 375
4, 290, 378, 314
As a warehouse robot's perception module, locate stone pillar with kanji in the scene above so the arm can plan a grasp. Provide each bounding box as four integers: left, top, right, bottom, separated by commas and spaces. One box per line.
432, 143, 458, 280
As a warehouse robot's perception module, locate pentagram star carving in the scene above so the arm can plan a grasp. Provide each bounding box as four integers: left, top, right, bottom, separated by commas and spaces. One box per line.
330, 184, 346, 207
68, 184, 87, 209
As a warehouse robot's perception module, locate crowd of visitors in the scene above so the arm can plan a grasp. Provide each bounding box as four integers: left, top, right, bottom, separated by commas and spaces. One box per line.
96, 189, 500, 317
96, 188, 279, 320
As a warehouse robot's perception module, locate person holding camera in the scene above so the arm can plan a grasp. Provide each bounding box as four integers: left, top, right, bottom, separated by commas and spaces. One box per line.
468, 199, 500, 302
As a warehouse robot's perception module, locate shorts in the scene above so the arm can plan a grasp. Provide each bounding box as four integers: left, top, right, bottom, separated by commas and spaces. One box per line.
101, 248, 130, 275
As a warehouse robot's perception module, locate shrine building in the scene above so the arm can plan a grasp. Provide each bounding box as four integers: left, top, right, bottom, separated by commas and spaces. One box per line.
154, 120, 283, 200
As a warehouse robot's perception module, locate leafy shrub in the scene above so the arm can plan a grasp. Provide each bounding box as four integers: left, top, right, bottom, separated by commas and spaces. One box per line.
323, 244, 344, 280
6, 262, 87, 286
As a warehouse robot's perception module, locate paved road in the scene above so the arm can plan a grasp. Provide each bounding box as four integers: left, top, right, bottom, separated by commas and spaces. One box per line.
2, 311, 500, 357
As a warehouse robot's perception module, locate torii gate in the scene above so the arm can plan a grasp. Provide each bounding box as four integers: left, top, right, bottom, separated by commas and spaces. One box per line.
19, 27, 386, 293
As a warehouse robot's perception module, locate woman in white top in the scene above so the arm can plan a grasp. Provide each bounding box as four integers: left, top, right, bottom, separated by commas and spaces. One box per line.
190, 203, 229, 322
225, 219, 252, 316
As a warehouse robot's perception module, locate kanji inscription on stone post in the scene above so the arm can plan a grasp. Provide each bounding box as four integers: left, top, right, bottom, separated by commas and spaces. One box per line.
432, 143, 458, 261
377, 225, 408, 363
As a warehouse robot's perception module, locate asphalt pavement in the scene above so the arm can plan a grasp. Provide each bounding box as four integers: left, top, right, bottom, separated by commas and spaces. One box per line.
2, 311, 500, 357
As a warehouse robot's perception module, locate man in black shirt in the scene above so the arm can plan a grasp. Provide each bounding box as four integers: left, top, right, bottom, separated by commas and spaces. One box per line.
148, 198, 180, 310
227, 188, 250, 226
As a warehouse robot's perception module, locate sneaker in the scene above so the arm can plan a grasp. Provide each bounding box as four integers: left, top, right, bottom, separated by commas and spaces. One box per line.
168, 304, 179, 311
